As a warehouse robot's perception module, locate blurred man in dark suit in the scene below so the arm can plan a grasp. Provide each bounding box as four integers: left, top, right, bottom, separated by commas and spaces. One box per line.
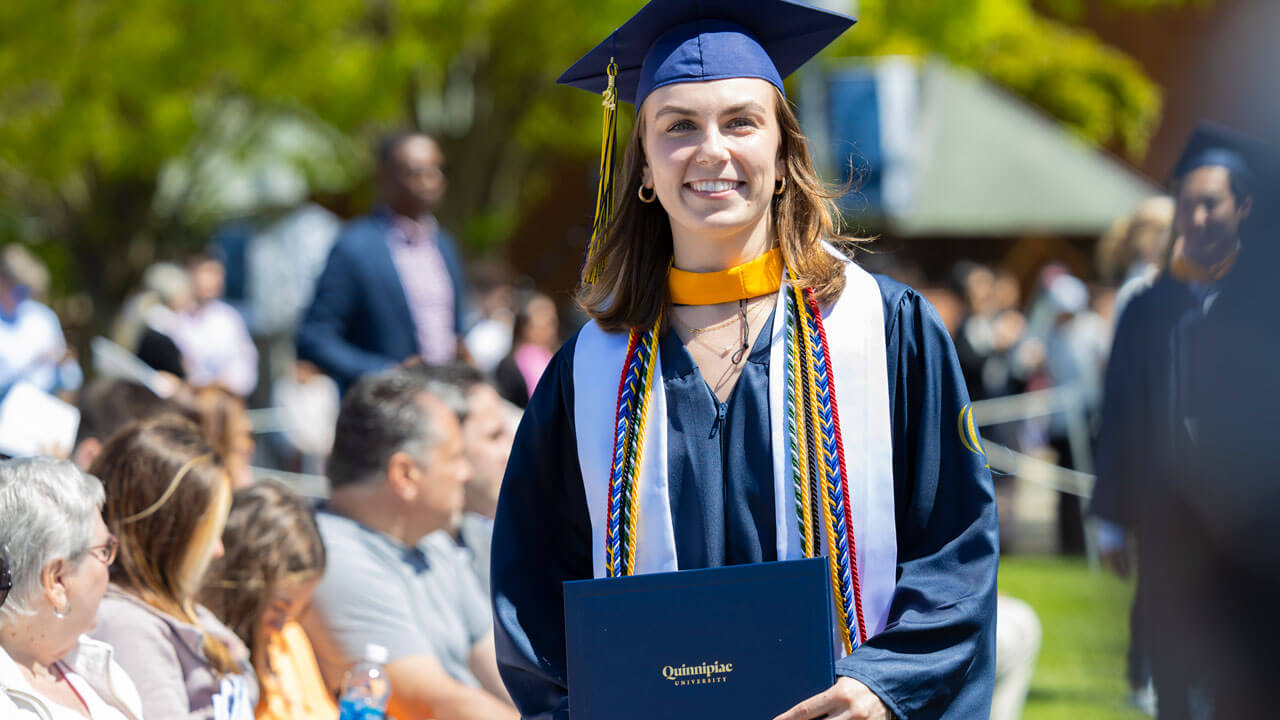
297, 132, 467, 390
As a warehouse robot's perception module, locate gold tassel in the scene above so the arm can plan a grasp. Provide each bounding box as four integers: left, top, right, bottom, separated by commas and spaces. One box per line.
583, 58, 619, 286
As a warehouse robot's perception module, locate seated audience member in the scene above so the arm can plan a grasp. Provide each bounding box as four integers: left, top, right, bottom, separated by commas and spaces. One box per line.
193, 385, 256, 489
300, 370, 518, 720
171, 254, 259, 397
204, 480, 334, 720
72, 378, 181, 470
494, 291, 559, 408
0, 457, 144, 719
113, 262, 196, 380
89, 415, 258, 718
416, 363, 518, 595
991, 594, 1043, 720
0, 246, 74, 398
270, 361, 340, 475
462, 264, 516, 375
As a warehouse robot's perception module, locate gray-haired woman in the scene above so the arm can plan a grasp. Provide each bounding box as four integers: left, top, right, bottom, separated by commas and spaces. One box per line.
0, 457, 144, 720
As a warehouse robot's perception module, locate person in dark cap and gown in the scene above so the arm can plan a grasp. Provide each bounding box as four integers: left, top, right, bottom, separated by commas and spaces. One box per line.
1091, 123, 1272, 719
1159, 129, 1278, 720
489, 2, 998, 719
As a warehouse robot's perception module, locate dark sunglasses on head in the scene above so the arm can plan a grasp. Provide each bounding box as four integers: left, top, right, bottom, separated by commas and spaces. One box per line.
0, 554, 11, 609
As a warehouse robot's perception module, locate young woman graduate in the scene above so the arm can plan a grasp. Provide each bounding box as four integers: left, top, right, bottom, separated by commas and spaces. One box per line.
490, 2, 998, 718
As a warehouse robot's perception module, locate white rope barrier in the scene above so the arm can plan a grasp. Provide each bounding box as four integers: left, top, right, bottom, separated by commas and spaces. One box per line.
980, 438, 1095, 498
249, 387, 1101, 500
250, 465, 329, 499
969, 386, 1085, 426
246, 408, 286, 435
971, 385, 1101, 568
970, 385, 1097, 497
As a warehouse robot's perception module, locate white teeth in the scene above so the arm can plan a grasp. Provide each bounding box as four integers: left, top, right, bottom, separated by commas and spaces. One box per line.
689, 180, 739, 193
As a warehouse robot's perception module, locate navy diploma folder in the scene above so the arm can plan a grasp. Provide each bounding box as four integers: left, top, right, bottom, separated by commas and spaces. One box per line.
563, 558, 835, 719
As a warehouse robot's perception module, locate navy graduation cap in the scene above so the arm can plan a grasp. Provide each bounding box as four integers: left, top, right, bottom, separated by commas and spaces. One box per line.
558, 0, 856, 108
560, 0, 856, 284
1171, 122, 1259, 191
1171, 122, 1280, 247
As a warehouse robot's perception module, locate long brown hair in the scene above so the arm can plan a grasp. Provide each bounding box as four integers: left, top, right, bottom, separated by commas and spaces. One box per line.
202, 479, 326, 686
192, 385, 250, 458
192, 385, 255, 488
90, 414, 240, 675
576, 87, 856, 332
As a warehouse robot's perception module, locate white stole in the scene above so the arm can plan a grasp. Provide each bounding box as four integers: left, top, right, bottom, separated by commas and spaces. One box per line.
572, 259, 897, 650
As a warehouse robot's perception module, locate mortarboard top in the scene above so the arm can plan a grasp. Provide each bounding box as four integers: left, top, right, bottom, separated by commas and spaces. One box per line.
558, 0, 856, 109
1171, 122, 1260, 191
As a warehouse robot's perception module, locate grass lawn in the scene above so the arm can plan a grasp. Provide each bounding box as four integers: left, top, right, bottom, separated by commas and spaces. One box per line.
998, 556, 1149, 720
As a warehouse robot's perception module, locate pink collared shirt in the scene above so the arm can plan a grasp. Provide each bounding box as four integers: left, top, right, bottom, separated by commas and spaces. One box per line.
386, 212, 457, 364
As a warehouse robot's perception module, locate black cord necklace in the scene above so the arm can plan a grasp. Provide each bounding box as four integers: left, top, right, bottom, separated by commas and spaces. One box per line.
729, 298, 749, 365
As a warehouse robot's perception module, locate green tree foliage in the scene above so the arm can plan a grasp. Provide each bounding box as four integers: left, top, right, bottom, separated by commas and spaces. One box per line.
1041, 0, 1215, 20
0, 0, 634, 333
0, 0, 1198, 333
833, 0, 1165, 156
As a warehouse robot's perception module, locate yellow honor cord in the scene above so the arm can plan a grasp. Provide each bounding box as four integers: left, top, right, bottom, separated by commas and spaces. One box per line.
583, 59, 619, 286
667, 248, 784, 305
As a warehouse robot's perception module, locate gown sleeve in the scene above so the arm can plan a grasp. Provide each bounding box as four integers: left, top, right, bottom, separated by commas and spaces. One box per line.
491, 332, 592, 720
1090, 293, 1153, 528
834, 282, 999, 719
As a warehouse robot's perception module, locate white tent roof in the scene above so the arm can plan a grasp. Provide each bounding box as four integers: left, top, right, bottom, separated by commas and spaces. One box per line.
868, 60, 1161, 236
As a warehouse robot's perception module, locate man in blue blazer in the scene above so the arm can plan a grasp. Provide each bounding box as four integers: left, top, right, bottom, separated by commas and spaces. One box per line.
297, 132, 468, 390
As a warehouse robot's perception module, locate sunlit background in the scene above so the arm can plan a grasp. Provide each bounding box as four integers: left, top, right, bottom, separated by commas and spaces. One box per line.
2, 1, 1278, 718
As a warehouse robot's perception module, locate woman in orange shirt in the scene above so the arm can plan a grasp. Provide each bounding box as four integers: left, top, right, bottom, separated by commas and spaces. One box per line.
204, 480, 335, 720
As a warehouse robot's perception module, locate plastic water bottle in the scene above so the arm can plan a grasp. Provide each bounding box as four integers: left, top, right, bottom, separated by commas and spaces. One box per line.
338, 643, 391, 720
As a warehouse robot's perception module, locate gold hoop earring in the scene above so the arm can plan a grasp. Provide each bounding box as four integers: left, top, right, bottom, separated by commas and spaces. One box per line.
774, 178, 787, 196
638, 185, 657, 203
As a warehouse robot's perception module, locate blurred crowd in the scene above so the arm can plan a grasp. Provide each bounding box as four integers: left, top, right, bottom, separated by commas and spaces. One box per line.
906, 196, 1176, 558
0, 363, 524, 720
0, 131, 560, 720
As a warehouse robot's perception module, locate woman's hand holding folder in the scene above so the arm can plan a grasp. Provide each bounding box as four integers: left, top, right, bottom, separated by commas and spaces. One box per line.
774, 677, 890, 720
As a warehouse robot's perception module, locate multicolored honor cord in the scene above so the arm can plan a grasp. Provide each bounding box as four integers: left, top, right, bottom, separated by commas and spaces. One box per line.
604, 279, 867, 654
785, 284, 867, 653
604, 310, 661, 578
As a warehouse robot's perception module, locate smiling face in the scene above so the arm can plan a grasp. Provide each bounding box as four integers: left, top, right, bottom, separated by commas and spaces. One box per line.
640, 78, 783, 262
1175, 165, 1251, 266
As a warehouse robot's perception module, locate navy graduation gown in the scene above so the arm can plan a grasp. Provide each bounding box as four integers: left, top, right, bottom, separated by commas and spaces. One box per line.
1153, 239, 1280, 719
1089, 274, 1199, 708
491, 276, 998, 719
1091, 274, 1199, 532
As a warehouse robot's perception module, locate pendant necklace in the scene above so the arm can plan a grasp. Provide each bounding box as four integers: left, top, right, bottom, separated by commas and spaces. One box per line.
674, 297, 764, 364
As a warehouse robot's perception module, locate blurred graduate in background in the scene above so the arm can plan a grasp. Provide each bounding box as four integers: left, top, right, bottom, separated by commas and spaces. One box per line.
1092, 123, 1278, 719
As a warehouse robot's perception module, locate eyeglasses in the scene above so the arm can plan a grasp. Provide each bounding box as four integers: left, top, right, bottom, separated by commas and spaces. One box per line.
85, 535, 118, 566
0, 554, 11, 609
